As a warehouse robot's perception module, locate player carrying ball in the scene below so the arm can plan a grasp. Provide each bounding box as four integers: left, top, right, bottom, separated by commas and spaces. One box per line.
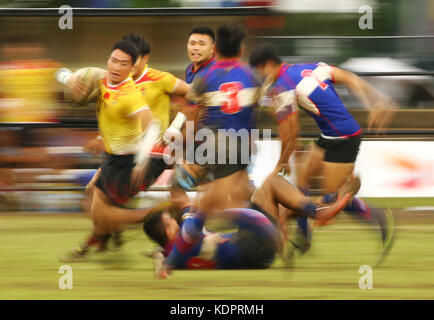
57, 39, 170, 261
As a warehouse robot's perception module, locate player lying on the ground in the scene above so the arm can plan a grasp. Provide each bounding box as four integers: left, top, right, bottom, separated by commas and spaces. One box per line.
143, 171, 360, 278
144, 207, 280, 278
249, 43, 397, 266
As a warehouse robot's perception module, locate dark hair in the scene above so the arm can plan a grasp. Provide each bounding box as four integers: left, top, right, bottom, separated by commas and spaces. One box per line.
143, 211, 169, 248
249, 43, 282, 67
216, 23, 246, 58
188, 26, 215, 43
122, 33, 151, 57
111, 39, 139, 65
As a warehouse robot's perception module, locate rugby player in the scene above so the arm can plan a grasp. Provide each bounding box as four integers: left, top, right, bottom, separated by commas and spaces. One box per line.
59, 40, 167, 261
82, 32, 189, 153
167, 26, 216, 217
182, 23, 260, 216
144, 172, 359, 278
144, 207, 280, 278
185, 26, 216, 84
249, 43, 396, 265
71, 33, 191, 252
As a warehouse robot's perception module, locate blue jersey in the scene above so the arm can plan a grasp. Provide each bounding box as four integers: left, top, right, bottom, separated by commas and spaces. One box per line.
165, 208, 278, 270
270, 63, 361, 137
187, 58, 260, 132
185, 57, 216, 84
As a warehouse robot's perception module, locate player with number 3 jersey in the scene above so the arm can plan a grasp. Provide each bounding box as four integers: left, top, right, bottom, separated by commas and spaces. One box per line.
189, 58, 259, 132
184, 23, 260, 216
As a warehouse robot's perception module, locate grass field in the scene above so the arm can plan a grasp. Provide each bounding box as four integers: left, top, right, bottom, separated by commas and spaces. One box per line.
1, 198, 434, 300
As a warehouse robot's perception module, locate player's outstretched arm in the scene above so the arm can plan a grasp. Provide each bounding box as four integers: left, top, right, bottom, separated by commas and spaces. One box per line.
332, 67, 397, 131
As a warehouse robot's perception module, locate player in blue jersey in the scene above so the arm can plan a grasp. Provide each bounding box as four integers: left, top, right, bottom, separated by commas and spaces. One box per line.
165, 27, 217, 215
183, 23, 261, 215
249, 43, 396, 266
143, 172, 360, 278
185, 26, 216, 84
144, 208, 279, 278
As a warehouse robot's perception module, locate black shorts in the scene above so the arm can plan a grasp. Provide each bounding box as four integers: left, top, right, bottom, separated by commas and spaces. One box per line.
200, 132, 254, 182
248, 202, 278, 227
315, 134, 362, 163
95, 153, 168, 206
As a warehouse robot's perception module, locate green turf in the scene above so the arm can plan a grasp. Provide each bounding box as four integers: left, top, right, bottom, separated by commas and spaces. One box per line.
1, 200, 434, 300
362, 197, 434, 209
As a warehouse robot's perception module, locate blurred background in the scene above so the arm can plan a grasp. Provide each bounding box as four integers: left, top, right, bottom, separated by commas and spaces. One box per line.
0, 0, 432, 212
0, 0, 434, 301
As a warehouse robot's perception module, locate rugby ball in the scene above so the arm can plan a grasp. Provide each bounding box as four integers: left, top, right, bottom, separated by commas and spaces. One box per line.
56, 67, 107, 105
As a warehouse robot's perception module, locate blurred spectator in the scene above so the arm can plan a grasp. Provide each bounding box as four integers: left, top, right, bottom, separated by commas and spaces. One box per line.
0, 37, 61, 123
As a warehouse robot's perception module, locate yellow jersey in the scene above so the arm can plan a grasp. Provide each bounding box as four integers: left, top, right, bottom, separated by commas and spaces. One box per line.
134, 65, 177, 132
96, 77, 149, 155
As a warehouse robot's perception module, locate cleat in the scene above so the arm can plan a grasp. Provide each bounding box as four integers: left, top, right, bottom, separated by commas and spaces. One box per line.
60, 235, 110, 262
374, 208, 396, 267
59, 246, 89, 262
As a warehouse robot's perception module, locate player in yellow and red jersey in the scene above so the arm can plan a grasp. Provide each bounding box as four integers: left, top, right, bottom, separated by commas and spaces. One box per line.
84, 33, 189, 153
72, 34, 190, 250
125, 33, 189, 133
58, 40, 170, 261
59, 34, 192, 258
80, 34, 190, 194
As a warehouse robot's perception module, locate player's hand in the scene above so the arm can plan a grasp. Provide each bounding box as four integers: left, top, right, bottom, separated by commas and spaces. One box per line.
71, 74, 92, 101
153, 252, 171, 279
367, 98, 397, 133
163, 127, 183, 146
83, 138, 105, 155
